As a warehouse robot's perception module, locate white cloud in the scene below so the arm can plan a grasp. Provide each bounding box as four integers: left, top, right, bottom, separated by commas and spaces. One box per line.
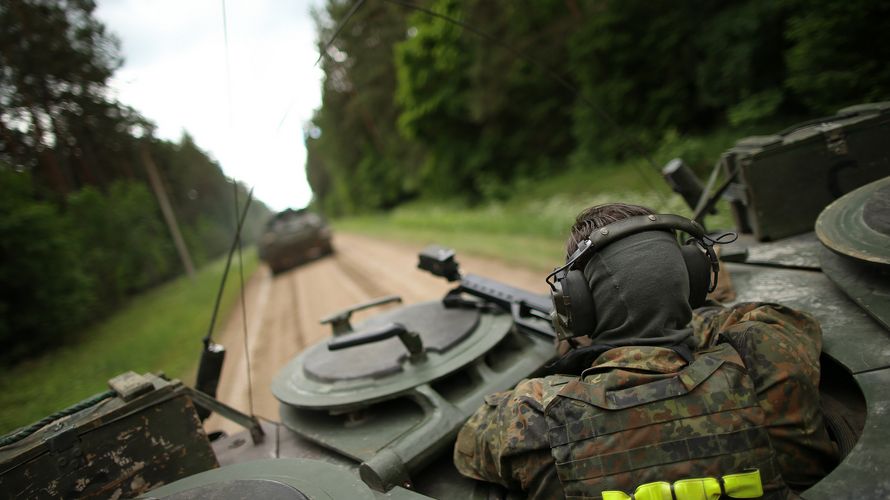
96, 0, 324, 211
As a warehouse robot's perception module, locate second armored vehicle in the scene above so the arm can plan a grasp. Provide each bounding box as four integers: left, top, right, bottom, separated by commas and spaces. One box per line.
258, 208, 334, 274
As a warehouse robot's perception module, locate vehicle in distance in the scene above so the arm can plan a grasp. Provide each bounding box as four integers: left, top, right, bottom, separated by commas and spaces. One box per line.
258, 208, 333, 274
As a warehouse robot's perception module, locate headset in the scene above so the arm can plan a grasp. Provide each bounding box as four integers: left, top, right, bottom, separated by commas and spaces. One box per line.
545, 214, 729, 342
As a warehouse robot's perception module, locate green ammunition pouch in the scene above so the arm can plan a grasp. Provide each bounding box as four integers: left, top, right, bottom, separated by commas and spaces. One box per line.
544, 343, 784, 500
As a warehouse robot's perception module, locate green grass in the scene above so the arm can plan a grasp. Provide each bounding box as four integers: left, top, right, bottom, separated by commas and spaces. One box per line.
335, 127, 747, 271
0, 248, 258, 434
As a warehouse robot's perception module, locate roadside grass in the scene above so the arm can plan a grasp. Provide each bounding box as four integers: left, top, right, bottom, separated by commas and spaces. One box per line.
335, 126, 750, 271
0, 248, 258, 434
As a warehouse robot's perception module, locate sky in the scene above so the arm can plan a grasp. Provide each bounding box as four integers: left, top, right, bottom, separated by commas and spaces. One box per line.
95, 0, 325, 211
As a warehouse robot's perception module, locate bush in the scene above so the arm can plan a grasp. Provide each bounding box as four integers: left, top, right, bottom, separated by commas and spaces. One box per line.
785, 0, 890, 113
0, 169, 96, 362
65, 181, 176, 306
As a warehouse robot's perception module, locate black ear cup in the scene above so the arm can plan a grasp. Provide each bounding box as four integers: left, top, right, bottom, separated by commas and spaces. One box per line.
550, 269, 597, 341
564, 269, 597, 337
680, 243, 712, 308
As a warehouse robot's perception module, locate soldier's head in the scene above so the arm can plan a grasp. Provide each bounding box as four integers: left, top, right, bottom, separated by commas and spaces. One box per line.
565, 203, 654, 260
554, 202, 694, 349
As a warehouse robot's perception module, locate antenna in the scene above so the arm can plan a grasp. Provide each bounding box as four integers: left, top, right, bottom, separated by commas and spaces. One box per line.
194, 187, 254, 415
315, 0, 368, 67
233, 182, 255, 416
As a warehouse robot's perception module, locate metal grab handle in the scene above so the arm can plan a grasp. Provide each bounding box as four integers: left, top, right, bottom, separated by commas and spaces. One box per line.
327, 322, 425, 361
319, 295, 402, 335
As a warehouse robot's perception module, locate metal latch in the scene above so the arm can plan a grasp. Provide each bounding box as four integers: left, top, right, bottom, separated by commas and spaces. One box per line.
46, 425, 83, 473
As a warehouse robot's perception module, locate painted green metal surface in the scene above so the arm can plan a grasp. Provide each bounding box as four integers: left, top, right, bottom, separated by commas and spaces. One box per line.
739, 232, 822, 269
802, 368, 890, 499
726, 260, 890, 374
280, 396, 426, 462
209, 420, 504, 500
819, 246, 890, 331
272, 307, 516, 409
816, 176, 890, 265
141, 458, 430, 499
279, 326, 555, 491
305, 302, 481, 382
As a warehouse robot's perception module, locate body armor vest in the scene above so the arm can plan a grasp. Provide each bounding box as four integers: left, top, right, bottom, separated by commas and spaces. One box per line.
544, 343, 785, 500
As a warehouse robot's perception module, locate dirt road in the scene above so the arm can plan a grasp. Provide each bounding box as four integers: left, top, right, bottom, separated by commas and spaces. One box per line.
205, 232, 552, 434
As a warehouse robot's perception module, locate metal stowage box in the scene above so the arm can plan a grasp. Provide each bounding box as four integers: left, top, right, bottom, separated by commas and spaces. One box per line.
0, 372, 218, 498
722, 102, 890, 241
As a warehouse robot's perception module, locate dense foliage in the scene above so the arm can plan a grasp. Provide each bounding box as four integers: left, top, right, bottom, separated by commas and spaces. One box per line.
0, 0, 270, 362
306, 0, 890, 214
0, 170, 95, 360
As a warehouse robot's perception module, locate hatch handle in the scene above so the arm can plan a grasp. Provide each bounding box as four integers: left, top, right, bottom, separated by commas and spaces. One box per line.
320, 295, 402, 335
327, 322, 425, 362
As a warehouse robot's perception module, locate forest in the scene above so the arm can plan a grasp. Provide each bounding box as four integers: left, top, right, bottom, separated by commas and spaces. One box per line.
0, 0, 271, 361
306, 0, 890, 214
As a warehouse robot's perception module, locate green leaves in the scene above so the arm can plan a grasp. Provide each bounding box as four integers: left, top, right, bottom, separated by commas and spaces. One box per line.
309, 0, 890, 213
785, 0, 890, 112
0, 168, 95, 362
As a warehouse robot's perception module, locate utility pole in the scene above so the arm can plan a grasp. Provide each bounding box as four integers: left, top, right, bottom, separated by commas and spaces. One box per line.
140, 141, 196, 280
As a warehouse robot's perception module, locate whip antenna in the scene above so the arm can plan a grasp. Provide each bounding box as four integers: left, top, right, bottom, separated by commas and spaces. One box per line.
200, 187, 254, 344
315, 0, 367, 66
194, 187, 254, 415
233, 183, 255, 416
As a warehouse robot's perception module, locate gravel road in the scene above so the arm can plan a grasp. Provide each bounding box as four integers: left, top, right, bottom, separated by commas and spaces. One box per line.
205, 232, 552, 434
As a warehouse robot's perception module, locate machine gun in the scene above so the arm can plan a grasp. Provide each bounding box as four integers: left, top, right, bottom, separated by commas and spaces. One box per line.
418, 245, 555, 339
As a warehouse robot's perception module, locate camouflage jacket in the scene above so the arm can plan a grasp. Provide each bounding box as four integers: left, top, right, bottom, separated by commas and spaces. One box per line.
453, 303, 837, 498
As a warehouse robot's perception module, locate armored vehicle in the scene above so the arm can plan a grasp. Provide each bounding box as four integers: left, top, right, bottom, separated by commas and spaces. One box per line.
259, 208, 334, 274
2, 105, 890, 498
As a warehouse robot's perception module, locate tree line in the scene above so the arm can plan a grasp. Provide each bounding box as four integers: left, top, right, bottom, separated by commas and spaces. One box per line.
0, 0, 271, 362
305, 0, 890, 215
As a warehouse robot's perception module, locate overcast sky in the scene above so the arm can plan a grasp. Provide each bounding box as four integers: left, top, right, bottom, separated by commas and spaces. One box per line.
95, 0, 324, 211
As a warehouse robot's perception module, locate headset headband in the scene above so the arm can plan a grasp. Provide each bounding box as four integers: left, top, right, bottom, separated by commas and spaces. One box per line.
545, 214, 707, 290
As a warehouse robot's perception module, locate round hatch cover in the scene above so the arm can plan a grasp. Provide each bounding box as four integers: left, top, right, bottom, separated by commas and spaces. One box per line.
159, 479, 308, 500
303, 302, 479, 382
272, 301, 513, 409
816, 176, 890, 266
143, 459, 379, 500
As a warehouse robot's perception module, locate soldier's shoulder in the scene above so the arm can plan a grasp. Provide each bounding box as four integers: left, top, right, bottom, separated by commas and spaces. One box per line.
508, 374, 576, 411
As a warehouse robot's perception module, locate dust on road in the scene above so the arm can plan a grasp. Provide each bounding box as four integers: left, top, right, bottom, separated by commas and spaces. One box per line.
205, 232, 551, 434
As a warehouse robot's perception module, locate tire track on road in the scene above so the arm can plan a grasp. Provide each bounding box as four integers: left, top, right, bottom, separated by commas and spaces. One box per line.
286, 270, 305, 352
332, 250, 391, 299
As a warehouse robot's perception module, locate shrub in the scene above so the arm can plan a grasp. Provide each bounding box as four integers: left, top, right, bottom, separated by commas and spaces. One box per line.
0, 169, 96, 362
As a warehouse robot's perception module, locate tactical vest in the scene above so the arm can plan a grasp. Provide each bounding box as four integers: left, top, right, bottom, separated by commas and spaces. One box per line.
544, 343, 786, 500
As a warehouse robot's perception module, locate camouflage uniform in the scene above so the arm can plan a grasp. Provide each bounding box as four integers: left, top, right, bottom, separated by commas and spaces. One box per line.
454, 303, 836, 498
690, 303, 837, 490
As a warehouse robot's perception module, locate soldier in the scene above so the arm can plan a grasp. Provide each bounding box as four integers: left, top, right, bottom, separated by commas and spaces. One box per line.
453, 203, 837, 499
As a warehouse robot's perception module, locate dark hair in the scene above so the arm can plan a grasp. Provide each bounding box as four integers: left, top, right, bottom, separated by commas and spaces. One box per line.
565, 203, 654, 259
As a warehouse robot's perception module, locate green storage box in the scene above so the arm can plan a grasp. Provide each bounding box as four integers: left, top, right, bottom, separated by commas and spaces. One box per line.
0, 373, 218, 498
722, 102, 890, 241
